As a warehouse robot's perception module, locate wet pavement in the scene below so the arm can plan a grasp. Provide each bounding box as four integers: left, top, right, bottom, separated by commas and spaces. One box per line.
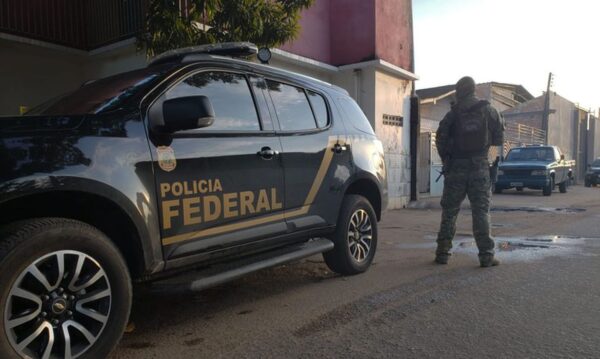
111, 186, 600, 358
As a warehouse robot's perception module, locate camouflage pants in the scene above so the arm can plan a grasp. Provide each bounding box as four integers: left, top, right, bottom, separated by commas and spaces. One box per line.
436, 158, 494, 257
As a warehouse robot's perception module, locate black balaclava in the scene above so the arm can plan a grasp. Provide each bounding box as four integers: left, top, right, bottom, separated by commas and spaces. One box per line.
455, 76, 475, 101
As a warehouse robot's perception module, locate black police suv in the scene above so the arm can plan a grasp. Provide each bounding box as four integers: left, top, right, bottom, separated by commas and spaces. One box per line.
0, 43, 387, 358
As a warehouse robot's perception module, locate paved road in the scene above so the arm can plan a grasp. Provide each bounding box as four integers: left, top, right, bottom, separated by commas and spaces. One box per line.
112, 185, 600, 358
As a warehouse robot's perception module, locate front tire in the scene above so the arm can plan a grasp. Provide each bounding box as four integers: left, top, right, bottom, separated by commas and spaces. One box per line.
0, 218, 132, 359
543, 177, 554, 196
323, 195, 378, 275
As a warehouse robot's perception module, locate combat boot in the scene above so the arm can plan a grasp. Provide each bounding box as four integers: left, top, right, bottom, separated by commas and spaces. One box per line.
479, 255, 499, 268
434, 253, 450, 265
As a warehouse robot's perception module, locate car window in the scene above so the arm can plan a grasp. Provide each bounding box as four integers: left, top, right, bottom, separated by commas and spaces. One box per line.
266, 80, 317, 131
591, 159, 600, 167
166, 71, 260, 131
506, 148, 554, 161
307, 91, 329, 128
338, 97, 374, 135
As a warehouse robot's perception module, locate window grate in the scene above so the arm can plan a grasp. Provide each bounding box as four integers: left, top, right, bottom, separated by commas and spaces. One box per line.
383, 114, 403, 127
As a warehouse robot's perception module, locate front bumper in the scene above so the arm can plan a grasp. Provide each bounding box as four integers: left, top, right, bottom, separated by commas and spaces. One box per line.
496, 176, 550, 189
585, 173, 600, 184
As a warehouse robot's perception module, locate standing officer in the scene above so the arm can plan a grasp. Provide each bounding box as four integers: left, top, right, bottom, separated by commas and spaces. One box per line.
434, 76, 504, 267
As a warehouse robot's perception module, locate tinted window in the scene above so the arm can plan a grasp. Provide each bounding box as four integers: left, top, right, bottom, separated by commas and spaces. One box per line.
267, 80, 317, 131
167, 71, 260, 131
338, 97, 374, 135
308, 91, 329, 128
27, 64, 175, 115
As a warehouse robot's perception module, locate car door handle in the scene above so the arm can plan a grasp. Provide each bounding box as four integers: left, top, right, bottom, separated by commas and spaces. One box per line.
333, 143, 347, 154
257, 147, 278, 159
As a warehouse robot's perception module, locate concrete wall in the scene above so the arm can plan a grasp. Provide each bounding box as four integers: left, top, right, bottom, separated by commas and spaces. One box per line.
547, 93, 577, 161
373, 70, 412, 208
0, 39, 146, 116
419, 97, 452, 132
375, 0, 413, 71
83, 43, 146, 80
592, 118, 600, 159
0, 39, 84, 116
280, 0, 413, 69
279, 0, 332, 64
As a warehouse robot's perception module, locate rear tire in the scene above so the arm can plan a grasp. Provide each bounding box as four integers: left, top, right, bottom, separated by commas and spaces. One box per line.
516, 187, 524, 192
0, 218, 132, 359
323, 195, 378, 275
559, 180, 568, 193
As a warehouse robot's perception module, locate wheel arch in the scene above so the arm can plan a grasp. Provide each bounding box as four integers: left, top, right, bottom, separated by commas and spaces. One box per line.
343, 174, 383, 221
0, 189, 158, 279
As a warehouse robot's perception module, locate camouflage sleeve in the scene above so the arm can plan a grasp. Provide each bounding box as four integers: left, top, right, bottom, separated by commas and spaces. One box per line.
435, 111, 454, 160
488, 105, 504, 146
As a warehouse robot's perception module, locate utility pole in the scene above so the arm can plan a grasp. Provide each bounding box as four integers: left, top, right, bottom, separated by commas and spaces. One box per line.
541, 72, 554, 144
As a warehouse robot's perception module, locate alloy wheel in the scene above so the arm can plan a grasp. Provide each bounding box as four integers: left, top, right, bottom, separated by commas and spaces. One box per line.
347, 209, 373, 262
4, 250, 112, 359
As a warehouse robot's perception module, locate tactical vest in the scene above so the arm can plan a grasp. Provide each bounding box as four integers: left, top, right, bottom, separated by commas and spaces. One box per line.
450, 100, 490, 158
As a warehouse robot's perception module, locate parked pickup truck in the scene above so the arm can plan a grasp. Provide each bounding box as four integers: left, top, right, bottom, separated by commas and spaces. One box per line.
494, 145, 574, 196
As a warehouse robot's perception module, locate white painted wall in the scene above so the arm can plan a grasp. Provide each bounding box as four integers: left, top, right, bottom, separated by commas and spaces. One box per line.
374, 70, 412, 209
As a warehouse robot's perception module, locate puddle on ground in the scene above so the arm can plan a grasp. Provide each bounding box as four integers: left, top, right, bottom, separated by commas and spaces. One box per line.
491, 206, 586, 214
399, 234, 600, 262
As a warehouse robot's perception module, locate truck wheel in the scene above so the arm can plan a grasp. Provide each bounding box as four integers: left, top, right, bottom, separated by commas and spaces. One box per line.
543, 177, 554, 196
559, 180, 568, 193
323, 195, 378, 275
0, 218, 131, 359
516, 187, 524, 192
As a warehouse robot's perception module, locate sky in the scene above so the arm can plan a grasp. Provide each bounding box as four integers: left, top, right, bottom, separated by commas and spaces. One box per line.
413, 0, 599, 113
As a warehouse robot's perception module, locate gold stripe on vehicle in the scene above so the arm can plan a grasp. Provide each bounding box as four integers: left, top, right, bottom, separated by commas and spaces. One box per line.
161, 137, 339, 246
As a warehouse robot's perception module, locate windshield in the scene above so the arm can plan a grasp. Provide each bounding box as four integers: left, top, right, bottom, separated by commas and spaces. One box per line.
26, 64, 176, 116
592, 159, 600, 167
505, 147, 555, 161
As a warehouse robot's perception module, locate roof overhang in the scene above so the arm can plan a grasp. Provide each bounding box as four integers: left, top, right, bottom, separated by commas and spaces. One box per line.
271, 49, 419, 81
270, 48, 339, 73
419, 90, 455, 105
338, 59, 419, 81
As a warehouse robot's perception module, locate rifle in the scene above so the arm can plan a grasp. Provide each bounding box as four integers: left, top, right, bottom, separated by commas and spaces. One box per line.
435, 157, 451, 183
489, 156, 500, 184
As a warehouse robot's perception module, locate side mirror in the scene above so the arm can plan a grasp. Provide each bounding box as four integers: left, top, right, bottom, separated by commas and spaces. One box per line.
161, 96, 215, 133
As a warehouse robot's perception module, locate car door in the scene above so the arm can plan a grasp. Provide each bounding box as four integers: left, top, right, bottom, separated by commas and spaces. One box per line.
553, 147, 565, 183
147, 69, 286, 260
264, 79, 350, 231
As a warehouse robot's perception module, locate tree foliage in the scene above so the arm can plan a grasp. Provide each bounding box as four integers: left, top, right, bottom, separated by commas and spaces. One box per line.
139, 0, 314, 58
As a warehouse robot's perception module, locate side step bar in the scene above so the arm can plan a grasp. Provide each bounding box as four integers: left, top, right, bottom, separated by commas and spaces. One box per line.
152, 238, 334, 293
